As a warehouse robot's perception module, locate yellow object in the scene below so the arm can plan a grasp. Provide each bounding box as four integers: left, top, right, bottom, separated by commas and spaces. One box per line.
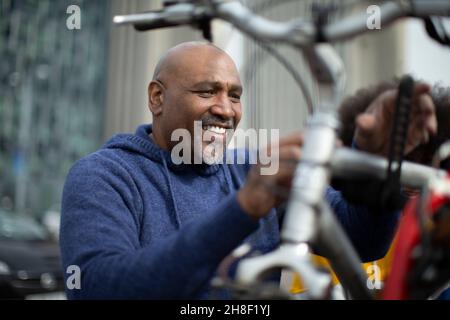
290, 239, 397, 294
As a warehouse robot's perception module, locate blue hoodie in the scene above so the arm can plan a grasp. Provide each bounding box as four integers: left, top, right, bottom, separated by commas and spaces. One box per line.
60, 124, 400, 299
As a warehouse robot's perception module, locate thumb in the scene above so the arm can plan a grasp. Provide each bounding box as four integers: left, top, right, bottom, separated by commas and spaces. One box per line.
354, 113, 383, 153
413, 82, 431, 98
355, 113, 376, 137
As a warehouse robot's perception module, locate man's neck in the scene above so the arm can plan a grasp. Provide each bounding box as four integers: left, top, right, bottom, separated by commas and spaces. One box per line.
149, 128, 169, 151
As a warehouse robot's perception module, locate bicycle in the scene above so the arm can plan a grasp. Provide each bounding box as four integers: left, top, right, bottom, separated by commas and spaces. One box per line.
113, 0, 450, 300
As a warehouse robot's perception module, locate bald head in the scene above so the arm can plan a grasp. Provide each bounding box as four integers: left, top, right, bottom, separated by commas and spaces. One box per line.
148, 41, 243, 153
152, 41, 234, 82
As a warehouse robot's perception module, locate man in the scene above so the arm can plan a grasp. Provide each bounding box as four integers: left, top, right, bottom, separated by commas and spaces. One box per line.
60, 42, 437, 299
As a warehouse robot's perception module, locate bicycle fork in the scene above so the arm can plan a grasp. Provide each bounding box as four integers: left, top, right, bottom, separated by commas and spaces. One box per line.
236, 44, 372, 299
236, 112, 372, 299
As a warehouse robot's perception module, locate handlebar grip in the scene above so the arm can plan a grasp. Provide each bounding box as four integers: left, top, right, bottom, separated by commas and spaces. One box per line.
388, 75, 415, 170
378, 75, 415, 210
134, 20, 187, 32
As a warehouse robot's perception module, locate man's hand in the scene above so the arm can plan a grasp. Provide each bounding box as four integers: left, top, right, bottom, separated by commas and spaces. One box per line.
354, 82, 437, 156
237, 132, 303, 220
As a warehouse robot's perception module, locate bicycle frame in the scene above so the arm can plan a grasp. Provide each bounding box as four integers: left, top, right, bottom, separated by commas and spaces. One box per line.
113, 0, 450, 299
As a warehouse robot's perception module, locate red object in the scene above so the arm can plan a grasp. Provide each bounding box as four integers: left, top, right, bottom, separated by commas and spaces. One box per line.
382, 174, 450, 300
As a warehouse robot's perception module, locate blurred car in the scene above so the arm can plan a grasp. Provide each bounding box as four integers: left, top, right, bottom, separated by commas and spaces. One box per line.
0, 209, 65, 299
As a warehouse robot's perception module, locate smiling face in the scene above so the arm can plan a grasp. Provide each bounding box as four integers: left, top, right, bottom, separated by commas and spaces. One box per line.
148, 42, 243, 162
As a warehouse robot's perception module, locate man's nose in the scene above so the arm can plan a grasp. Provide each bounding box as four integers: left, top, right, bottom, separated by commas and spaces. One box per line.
210, 94, 235, 120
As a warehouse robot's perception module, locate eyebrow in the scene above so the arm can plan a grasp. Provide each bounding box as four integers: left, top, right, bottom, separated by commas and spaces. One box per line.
190, 81, 243, 94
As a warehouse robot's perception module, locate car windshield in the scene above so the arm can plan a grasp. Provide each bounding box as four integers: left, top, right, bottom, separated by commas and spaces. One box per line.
0, 210, 50, 241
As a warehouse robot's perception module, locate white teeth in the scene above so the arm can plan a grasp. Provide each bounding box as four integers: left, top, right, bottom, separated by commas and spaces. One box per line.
204, 126, 226, 134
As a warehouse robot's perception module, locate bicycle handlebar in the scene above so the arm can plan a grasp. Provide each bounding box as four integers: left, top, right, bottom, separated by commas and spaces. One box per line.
113, 4, 201, 31
113, 0, 450, 46
331, 147, 447, 189
112, 0, 450, 300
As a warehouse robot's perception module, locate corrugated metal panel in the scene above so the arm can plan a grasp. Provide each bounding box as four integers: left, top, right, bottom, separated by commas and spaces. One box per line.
0, 0, 110, 215
240, 0, 355, 134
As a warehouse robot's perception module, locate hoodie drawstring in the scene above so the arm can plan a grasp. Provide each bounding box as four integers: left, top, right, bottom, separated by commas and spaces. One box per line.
161, 149, 235, 229
221, 165, 233, 194
161, 151, 182, 229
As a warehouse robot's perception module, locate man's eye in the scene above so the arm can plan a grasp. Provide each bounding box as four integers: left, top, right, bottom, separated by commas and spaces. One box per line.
230, 94, 241, 102
197, 90, 215, 97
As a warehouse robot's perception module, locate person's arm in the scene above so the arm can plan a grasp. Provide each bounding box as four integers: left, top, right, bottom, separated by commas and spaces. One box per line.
60, 158, 258, 299
330, 81, 437, 262
325, 186, 401, 262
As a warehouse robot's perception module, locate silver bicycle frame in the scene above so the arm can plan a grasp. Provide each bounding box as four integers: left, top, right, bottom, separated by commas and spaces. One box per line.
113, 0, 450, 299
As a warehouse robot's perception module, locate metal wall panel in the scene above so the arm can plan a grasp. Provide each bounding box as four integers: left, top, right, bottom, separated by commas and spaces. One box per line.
0, 0, 110, 215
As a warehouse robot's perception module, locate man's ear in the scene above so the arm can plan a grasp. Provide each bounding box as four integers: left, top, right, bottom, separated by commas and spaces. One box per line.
148, 81, 164, 116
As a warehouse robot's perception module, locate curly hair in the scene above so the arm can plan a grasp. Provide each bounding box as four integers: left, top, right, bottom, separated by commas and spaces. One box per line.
338, 79, 450, 165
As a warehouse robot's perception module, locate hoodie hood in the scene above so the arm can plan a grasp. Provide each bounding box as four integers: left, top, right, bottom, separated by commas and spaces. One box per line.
101, 124, 235, 229
103, 124, 222, 177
